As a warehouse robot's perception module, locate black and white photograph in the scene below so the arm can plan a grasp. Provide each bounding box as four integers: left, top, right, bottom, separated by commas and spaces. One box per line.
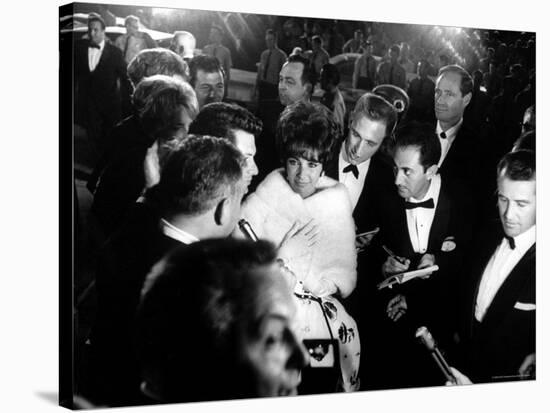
2, 0, 547, 412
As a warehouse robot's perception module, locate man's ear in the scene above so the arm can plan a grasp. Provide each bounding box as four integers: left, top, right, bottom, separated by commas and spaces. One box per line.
305, 82, 313, 96
462, 91, 472, 108
214, 197, 229, 226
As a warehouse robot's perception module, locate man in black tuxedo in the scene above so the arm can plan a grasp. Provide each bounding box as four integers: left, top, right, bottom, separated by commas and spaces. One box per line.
89, 136, 247, 406
74, 13, 131, 156
434, 65, 478, 185
324, 92, 398, 242
433, 65, 494, 223
362, 121, 472, 390
451, 150, 535, 384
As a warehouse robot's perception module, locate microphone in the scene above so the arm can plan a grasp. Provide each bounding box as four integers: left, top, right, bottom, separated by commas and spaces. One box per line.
238, 219, 258, 242
415, 326, 456, 384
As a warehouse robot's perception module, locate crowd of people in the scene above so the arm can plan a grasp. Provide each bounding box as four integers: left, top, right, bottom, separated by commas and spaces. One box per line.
69, 10, 536, 409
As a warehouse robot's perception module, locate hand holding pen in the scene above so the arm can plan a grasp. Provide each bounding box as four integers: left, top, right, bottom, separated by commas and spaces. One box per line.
381, 245, 410, 278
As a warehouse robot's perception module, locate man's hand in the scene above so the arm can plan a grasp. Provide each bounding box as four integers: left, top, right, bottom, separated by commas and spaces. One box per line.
518, 353, 536, 379
386, 294, 407, 321
446, 367, 473, 385
143, 142, 161, 189
382, 255, 410, 278
417, 253, 435, 269
356, 227, 379, 252
278, 219, 319, 259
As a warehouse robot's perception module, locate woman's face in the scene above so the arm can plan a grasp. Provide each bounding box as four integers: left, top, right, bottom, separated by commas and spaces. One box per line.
285, 155, 323, 199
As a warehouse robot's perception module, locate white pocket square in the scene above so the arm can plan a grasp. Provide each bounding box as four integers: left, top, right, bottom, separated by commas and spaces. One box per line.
514, 302, 536, 311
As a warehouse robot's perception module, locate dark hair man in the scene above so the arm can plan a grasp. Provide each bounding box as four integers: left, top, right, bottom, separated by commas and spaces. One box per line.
369, 121, 473, 388
90, 135, 246, 406
451, 150, 536, 384
74, 13, 131, 156
189, 102, 262, 190
188, 54, 225, 109
136, 238, 309, 403
278, 54, 316, 106
324, 90, 400, 239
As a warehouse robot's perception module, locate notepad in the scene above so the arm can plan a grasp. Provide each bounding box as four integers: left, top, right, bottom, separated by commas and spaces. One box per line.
377, 265, 439, 290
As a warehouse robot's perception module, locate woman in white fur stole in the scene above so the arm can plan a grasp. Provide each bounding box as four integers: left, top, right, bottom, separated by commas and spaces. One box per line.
236, 102, 360, 392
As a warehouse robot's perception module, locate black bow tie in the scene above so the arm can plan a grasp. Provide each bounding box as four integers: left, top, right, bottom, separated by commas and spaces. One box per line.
440, 131, 447, 139
343, 164, 359, 179
505, 235, 516, 250
88, 42, 100, 49
405, 198, 435, 209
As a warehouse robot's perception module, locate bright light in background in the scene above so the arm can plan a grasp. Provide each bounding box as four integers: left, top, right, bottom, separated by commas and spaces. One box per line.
152, 8, 184, 17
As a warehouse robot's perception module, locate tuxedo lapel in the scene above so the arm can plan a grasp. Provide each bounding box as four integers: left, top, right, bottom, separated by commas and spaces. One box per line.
93, 43, 111, 73
480, 244, 536, 333
393, 197, 415, 256
427, 182, 450, 250
325, 148, 339, 180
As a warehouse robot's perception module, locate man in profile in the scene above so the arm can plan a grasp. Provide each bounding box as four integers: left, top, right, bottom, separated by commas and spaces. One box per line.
188, 54, 225, 109
90, 135, 247, 406
136, 238, 309, 403
188, 102, 262, 191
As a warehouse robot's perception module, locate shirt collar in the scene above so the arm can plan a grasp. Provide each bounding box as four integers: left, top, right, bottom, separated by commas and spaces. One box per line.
436, 118, 463, 140
509, 225, 536, 253
160, 218, 199, 244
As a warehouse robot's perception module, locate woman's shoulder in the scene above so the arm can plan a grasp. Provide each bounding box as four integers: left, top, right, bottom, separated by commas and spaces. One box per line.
313, 176, 351, 208
316, 175, 346, 194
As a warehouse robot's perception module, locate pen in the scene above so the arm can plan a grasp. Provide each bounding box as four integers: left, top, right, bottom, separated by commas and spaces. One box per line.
382, 245, 407, 265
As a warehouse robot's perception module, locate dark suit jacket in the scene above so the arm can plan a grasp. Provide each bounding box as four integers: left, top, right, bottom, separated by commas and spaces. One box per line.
90, 115, 153, 237
74, 39, 130, 140
325, 149, 394, 233
437, 121, 496, 228
458, 224, 536, 383
438, 123, 481, 188
91, 201, 183, 405
372, 176, 473, 338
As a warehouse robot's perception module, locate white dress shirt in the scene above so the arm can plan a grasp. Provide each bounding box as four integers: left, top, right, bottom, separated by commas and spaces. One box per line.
475, 225, 536, 322
436, 118, 462, 167
338, 144, 371, 210
160, 218, 199, 245
405, 174, 441, 254
88, 39, 105, 72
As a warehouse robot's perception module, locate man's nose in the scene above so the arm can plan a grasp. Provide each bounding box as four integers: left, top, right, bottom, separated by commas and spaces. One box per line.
354, 139, 365, 154
250, 159, 259, 176
504, 203, 515, 220
394, 171, 403, 185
